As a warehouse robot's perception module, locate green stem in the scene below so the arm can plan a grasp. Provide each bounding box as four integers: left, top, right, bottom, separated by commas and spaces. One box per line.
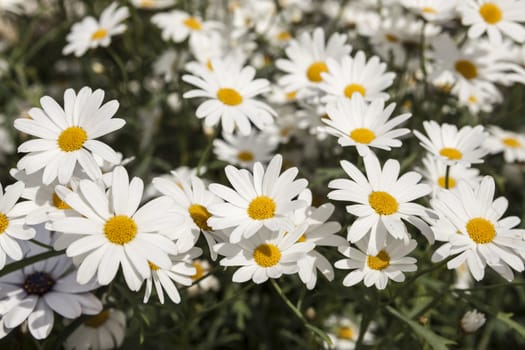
196, 129, 216, 176
327, 0, 350, 35
355, 288, 379, 349
0, 250, 65, 277
194, 283, 254, 316
107, 48, 129, 93
270, 279, 332, 347
23, 21, 70, 63
393, 258, 450, 299
419, 20, 428, 79
29, 239, 54, 250
444, 165, 451, 189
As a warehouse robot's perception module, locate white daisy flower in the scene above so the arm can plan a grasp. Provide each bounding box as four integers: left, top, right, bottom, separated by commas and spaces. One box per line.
142, 247, 201, 304
484, 126, 525, 163
0, 255, 102, 339
208, 154, 308, 243
292, 189, 347, 290
0, 182, 35, 269
145, 165, 204, 198
64, 309, 126, 350
49, 166, 181, 290
431, 176, 525, 281
418, 155, 481, 194
0, 0, 26, 14
335, 237, 418, 290
152, 9, 220, 44
187, 259, 220, 296
358, 12, 441, 69
153, 49, 178, 82
401, 0, 459, 22
184, 31, 235, 76
10, 168, 86, 225
453, 263, 474, 290
460, 309, 486, 334
328, 154, 433, 254
63, 2, 129, 57
230, 0, 275, 36
131, 0, 175, 10
214, 224, 314, 284
429, 34, 525, 99
213, 129, 279, 168
413, 121, 489, 166
319, 52, 396, 102
14, 87, 125, 185
182, 59, 276, 135
459, 0, 525, 44
457, 82, 503, 115
264, 22, 294, 48
94, 152, 134, 187
322, 95, 411, 156
276, 27, 352, 94
153, 172, 223, 257
324, 315, 375, 350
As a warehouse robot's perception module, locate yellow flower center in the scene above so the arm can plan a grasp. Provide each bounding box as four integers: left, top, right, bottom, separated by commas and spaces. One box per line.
306, 61, 328, 82
385, 33, 399, 42
337, 326, 354, 340
148, 261, 160, 271
344, 83, 366, 98
502, 137, 521, 148
422, 7, 437, 14
277, 31, 291, 41
192, 261, 205, 280
57, 126, 87, 152
84, 310, 110, 328
297, 234, 306, 243
479, 3, 503, 24
437, 176, 456, 189
104, 215, 138, 245
183, 17, 202, 30
280, 127, 292, 138
201, 60, 211, 72
368, 191, 398, 215
468, 95, 478, 103
0, 213, 9, 234
466, 217, 496, 244
140, 0, 156, 7
188, 204, 212, 231
52, 192, 71, 210
217, 88, 243, 106
350, 128, 376, 144
247, 196, 276, 220
237, 151, 254, 162
454, 60, 478, 80
439, 147, 463, 160
367, 250, 390, 270
91, 28, 108, 41
253, 243, 281, 267
285, 90, 297, 101
438, 83, 453, 93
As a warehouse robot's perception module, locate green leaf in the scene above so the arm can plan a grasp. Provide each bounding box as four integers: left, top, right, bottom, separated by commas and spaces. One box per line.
496, 312, 525, 339
306, 324, 333, 347
387, 306, 456, 350
0, 250, 64, 277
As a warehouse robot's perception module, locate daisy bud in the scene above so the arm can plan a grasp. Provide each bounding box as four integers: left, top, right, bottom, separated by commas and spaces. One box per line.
460, 309, 486, 334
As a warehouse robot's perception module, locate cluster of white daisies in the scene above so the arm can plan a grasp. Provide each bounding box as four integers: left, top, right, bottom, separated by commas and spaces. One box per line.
0, 0, 524, 348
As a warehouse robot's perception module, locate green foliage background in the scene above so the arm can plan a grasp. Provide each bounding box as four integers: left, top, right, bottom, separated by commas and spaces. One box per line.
0, 0, 524, 349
